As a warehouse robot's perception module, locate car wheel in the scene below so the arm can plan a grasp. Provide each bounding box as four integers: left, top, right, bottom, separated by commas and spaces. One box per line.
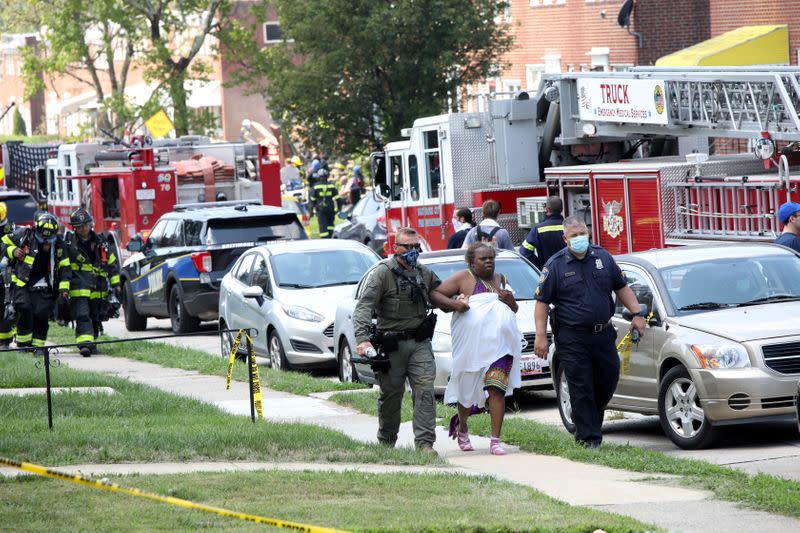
268, 330, 291, 370
658, 366, 717, 449
220, 320, 246, 361
168, 284, 201, 334
123, 281, 147, 331
555, 364, 576, 434
338, 340, 360, 383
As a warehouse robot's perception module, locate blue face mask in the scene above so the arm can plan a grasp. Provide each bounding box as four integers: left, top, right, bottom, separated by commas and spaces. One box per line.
568, 235, 589, 254
398, 249, 420, 267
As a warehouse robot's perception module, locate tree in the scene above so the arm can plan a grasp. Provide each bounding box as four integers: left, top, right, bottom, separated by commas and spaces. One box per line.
128, 0, 228, 136
12, 107, 28, 137
224, 0, 513, 153
19, 0, 141, 135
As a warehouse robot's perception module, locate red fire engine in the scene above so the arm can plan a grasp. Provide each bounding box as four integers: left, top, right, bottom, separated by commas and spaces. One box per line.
373, 67, 800, 252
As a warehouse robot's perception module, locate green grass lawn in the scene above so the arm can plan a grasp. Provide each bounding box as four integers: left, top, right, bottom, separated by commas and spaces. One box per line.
47, 324, 368, 396
327, 391, 800, 519
0, 470, 654, 532
0, 351, 435, 467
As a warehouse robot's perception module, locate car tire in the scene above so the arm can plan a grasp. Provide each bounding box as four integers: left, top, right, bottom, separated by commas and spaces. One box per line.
123, 281, 147, 331
338, 340, 360, 383
220, 320, 246, 361
268, 329, 291, 371
658, 366, 717, 449
168, 283, 201, 334
555, 364, 577, 434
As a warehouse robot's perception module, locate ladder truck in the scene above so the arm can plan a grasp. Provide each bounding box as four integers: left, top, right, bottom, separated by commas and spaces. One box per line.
372, 66, 800, 253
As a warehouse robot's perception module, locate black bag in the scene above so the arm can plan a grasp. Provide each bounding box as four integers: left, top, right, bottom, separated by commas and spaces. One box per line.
415, 311, 437, 342
476, 225, 501, 244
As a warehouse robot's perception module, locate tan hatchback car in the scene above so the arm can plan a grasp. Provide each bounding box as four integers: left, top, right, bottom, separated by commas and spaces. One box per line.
552, 244, 800, 449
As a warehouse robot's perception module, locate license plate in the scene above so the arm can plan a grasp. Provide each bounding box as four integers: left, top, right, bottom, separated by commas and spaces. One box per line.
520, 356, 544, 375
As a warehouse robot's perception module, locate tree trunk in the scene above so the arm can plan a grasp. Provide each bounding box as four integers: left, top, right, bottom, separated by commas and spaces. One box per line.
168, 72, 189, 136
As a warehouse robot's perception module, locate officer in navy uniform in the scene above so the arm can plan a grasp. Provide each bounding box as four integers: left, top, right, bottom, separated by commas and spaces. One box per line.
533, 216, 646, 448
519, 196, 566, 269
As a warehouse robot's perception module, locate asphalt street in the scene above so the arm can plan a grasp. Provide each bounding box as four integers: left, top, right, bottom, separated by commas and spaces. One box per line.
103, 316, 800, 482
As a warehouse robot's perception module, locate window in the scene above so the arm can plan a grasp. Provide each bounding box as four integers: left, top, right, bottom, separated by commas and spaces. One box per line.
494, 1, 512, 23
545, 54, 562, 74
388, 155, 404, 201
205, 215, 305, 245
423, 130, 441, 199
235, 254, 256, 285
615, 269, 655, 316
263, 22, 289, 44
160, 219, 182, 247
147, 220, 167, 248
271, 249, 379, 289
408, 155, 420, 201
502, 79, 521, 94
184, 220, 203, 246
589, 47, 609, 71
251, 256, 271, 294
525, 65, 544, 91
530, 0, 566, 6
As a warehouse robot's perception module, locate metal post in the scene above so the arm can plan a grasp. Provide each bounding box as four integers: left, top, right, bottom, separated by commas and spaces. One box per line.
44, 348, 53, 431
246, 332, 256, 424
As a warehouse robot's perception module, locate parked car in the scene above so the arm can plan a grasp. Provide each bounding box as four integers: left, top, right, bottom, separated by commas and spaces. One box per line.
121, 201, 307, 334
332, 192, 387, 257
554, 243, 800, 450
219, 239, 380, 369
333, 249, 552, 394
0, 190, 37, 226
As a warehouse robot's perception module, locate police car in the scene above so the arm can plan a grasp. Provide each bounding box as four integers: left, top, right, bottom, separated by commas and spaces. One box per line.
121, 201, 307, 333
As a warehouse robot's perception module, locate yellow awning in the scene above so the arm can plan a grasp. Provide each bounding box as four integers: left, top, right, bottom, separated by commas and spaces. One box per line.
655, 25, 789, 67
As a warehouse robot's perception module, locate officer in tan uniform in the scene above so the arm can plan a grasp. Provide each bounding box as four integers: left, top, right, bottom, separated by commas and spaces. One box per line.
353, 227, 466, 454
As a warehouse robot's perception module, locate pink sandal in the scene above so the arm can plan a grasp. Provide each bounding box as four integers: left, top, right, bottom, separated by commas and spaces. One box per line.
490, 437, 507, 456
457, 431, 474, 452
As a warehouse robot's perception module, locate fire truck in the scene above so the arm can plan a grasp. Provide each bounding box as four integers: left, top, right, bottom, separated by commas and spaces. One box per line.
0, 136, 282, 248
373, 66, 800, 252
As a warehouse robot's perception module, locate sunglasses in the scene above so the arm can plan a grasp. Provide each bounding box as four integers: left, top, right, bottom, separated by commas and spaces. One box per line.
396, 242, 422, 251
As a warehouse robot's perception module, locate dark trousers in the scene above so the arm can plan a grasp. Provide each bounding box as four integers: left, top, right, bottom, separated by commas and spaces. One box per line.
0, 283, 13, 345
556, 326, 620, 444
14, 288, 54, 348
71, 297, 101, 348
317, 208, 335, 238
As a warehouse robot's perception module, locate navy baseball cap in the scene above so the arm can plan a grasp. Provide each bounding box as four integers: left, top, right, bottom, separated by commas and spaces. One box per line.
778, 202, 800, 223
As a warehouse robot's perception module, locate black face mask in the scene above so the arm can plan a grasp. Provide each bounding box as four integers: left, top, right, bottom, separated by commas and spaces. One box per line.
397, 248, 419, 267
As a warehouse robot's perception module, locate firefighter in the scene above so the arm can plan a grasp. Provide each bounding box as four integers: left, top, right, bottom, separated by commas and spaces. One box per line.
2, 212, 70, 355
0, 202, 16, 347
310, 170, 339, 238
66, 208, 121, 357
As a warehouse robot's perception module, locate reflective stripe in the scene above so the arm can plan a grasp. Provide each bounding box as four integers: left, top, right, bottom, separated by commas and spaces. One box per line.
31, 339, 45, 347
16, 333, 32, 343
537, 224, 564, 233
6, 245, 16, 260
69, 289, 91, 297
0, 330, 14, 340
109, 275, 120, 285
90, 291, 106, 299
23, 256, 34, 265
108, 254, 117, 264
522, 241, 536, 251
11, 275, 25, 287
76, 334, 94, 344
70, 263, 95, 272
57, 258, 70, 268
58, 281, 70, 290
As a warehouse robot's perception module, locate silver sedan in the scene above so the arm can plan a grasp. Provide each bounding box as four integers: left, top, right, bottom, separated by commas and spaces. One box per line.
219, 240, 380, 369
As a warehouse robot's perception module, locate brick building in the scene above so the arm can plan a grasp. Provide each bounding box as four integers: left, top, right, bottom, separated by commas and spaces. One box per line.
485, 0, 800, 99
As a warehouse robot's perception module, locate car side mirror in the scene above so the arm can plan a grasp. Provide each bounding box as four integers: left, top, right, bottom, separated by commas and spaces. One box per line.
127, 235, 143, 252
622, 304, 648, 322
243, 285, 265, 305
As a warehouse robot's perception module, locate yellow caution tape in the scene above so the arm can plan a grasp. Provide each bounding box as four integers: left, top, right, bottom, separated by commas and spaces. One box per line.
225, 330, 243, 391
0, 456, 347, 532
616, 312, 654, 375
246, 333, 264, 419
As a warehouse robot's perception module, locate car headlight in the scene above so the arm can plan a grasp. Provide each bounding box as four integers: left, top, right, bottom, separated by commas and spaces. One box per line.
431, 330, 452, 353
281, 304, 324, 322
690, 344, 751, 369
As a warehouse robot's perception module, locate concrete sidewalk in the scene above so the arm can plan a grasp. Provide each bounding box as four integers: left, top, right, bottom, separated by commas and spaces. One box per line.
16, 347, 800, 533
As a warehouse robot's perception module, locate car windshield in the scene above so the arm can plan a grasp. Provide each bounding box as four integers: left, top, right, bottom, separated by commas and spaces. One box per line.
273, 249, 379, 289
427, 257, 541, 300
205, 215, 305, 245
660, 254, 800, 313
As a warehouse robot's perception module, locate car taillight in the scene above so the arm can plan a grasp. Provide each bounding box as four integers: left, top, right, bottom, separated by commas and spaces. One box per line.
192, 252, 213, 273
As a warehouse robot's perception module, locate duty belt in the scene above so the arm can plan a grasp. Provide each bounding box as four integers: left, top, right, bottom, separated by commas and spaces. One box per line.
562, 321, 612, 333
379, 329, 417, 340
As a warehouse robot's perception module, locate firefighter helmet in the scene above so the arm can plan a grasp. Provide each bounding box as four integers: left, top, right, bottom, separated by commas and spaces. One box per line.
291, 156, 302, 167
70, 207, 94, 227
0, 202, 6, 223
35, 212, 59, 242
